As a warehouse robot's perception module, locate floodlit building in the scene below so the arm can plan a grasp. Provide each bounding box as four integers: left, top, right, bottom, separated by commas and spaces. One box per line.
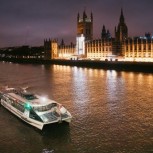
44, 39, 58, 59
85, 39, 113, 60
77, 11, 93, 41
58, 40, 75, 59
123, 34, 153, 62
44, 9, 153, 62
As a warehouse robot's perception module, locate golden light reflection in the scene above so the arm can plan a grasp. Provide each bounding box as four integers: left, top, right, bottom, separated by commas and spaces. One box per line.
106, 70, 117, 78
137, 73, 143, 85
52, 65, 72, 73
72, 68, 89, 106
148, 74, 153, 81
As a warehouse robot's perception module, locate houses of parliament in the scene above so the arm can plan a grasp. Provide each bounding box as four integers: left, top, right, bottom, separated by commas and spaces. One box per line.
44, 9, 153, 62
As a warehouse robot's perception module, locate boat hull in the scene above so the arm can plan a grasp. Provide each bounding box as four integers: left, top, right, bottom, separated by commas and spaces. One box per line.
1, 100, 44, 130
0, 87, 72, 130
1, 100, 71, 130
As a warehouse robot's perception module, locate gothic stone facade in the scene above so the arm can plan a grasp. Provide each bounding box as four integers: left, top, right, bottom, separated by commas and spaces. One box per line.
44, 9, 153, 62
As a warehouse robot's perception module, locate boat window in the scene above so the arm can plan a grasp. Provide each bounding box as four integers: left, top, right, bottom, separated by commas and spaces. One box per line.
29, 109, 43, 122
33, 103, 57, 112
15, 90, 38, 100
12, 101, 25, 113
23, 94, 37, 100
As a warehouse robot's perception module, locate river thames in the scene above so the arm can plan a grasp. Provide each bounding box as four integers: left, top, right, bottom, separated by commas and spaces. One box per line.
0, 61, 153, 153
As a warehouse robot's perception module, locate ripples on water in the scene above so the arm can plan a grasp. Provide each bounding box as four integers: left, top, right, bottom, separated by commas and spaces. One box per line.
0, 61, 153, 153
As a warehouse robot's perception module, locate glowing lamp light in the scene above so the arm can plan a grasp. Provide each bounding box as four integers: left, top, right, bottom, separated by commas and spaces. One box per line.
24, 102, 31, 110
41, 97, 47, 102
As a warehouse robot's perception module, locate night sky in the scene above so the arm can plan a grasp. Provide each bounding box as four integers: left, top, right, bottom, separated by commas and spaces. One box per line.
0, 0, 153, 48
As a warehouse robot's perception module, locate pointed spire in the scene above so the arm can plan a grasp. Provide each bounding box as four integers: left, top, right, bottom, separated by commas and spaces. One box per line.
107, 30, 110, 34
102, 25, 106, 32
83, 9, 87, 19
61, 39, 64, 46
114, 26, 117, 38
121, 8, 123, 15
101, 25, 107, 39
120, 8, 125, 23
91, 12, 93, 21
77, 12, 80, 22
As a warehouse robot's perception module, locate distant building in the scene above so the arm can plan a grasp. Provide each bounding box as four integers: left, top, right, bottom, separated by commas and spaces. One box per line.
85, 39, 113, 60
123, 37, 153, 61
58, 40, 75, 59
101, 25, 111, 40
111, 8, 128, 57
76, 34, 85, 56
44, 39, 58, 59
44, 9, 153, 62
77, 11, 93, 41
115, 9, 128, 42
44, 39, 75, 59
76, 11, 93, 56
0, 46, 44, 59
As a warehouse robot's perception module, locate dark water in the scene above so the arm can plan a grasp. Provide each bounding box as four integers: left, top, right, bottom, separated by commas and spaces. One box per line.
0, 61, 153, 153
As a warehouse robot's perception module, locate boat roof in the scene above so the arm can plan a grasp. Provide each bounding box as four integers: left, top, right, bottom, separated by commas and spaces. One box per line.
3, 88, 57, 107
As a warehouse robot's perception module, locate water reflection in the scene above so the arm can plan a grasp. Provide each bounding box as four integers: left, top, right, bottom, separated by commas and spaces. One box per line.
72, 67, 89, 103
105, 70, 125, 120
1, 62, 153, 153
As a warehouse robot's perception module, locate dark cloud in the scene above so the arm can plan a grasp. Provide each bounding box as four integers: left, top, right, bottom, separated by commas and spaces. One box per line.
0, 0, 153, 47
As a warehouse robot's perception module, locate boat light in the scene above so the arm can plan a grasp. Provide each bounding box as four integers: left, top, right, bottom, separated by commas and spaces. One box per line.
41, 97, 47, 102
24, 102, 31, 110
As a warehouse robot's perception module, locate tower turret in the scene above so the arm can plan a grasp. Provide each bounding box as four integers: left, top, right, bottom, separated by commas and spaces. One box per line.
120, 8, 125, 24
83, 10, 87, 20
91, 12, 93, 21
101, 25, 106, 39
77, 10, 93, 40
101, 25, 111, 39
77, 13, 80, 22
115, 8, 128, 41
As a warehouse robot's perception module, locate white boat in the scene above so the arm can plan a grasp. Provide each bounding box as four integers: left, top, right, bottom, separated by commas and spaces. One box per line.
0, 87, 72, 130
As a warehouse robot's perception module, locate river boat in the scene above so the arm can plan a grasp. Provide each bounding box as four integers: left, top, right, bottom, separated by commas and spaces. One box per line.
0, 87, 72, 130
